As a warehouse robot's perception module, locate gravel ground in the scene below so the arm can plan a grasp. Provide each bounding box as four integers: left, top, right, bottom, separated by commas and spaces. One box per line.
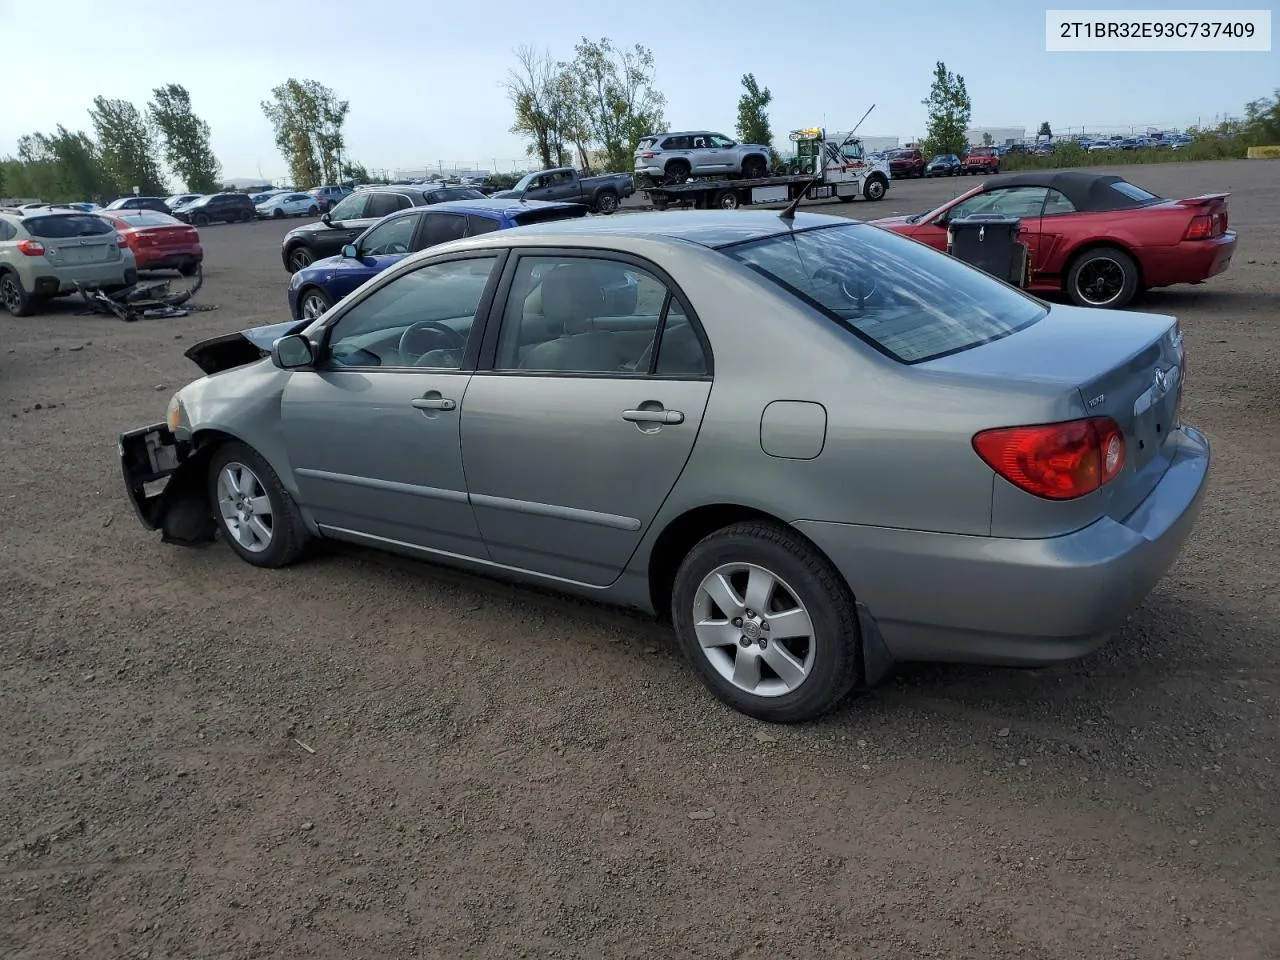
2, 159, 1277, 959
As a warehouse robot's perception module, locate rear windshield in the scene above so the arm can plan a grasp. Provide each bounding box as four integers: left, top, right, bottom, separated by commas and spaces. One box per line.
1111, 180, 1161, 203
722, 223, 1045, 364
511, 205, 589, 226
637, 137, 658, 150
432, 187, 485, 201
113, 212, 181, 227
24, 214, 115, 238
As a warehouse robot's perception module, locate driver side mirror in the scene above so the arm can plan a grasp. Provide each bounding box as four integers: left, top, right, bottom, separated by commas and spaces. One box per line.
271, 334, 316, 370
321, 212, 333, 225
341, 243, 358, 259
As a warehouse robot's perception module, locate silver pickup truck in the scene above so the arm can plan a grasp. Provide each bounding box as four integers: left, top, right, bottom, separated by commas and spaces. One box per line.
634, 131, 773, 185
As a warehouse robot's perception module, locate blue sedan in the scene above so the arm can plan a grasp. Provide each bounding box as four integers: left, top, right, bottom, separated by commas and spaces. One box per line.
286, 198, 590, 321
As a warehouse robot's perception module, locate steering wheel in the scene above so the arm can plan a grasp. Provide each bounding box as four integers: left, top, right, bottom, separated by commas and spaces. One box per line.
398, 320, 465, 362
813, 266, 878, 310
383, 242, 409, 255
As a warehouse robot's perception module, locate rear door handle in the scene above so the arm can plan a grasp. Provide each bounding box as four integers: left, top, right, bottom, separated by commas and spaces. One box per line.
622, 408, 684, 425
412, 397, 456, 411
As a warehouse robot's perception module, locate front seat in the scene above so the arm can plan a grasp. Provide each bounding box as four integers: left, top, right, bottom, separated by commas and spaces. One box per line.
520, 263, 627, 373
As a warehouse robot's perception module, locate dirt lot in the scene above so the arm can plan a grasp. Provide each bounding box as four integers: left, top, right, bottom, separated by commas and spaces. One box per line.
2, 159, 1277, 959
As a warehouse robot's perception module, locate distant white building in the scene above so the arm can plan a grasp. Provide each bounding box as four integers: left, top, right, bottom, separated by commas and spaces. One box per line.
965, 126, 1026, 147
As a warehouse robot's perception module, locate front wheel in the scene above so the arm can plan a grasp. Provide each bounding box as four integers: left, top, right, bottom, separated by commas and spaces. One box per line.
863, 176, 887, 201
1066, 246, 1140, 309
299, 287, 332, 320
272, 208, 284, 219
193, 213, 210, 227
714, 189, 741, 210
287, 246, 314, 272
208, 442, 309, 568
741, 156, 767, 180
671, 521, 861, 723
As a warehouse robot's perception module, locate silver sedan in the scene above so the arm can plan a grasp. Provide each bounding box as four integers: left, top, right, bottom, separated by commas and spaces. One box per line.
118, 210, 1210, 723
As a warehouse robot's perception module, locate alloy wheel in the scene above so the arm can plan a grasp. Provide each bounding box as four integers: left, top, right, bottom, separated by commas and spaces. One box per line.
216, 462, 274, 554
1076, 257, 1127, 306
692, 562, 816, 697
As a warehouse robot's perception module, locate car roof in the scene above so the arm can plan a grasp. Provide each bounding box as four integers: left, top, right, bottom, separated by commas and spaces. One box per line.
648, 131, 717, 138
451, 209, 855, 249
982, 171, 1159, 211
425, 198, 583, 218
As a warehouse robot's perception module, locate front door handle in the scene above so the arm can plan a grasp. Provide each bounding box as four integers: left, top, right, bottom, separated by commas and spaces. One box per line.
412, 396, 456, 411
622, 408, 683, 425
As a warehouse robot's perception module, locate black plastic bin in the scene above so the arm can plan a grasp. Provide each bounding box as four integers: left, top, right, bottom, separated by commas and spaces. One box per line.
947, 214, 1030, 287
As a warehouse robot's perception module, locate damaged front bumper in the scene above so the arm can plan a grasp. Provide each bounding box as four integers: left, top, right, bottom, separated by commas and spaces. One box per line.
118, 423, 214, 543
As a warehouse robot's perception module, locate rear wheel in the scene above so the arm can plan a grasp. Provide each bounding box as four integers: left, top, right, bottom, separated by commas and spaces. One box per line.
663, 160, 691, 185
1066, 246, 1140, 309
208, 442, 309, 569
0, 272, 35, 317
714, 189, 741, 210
671, 521, 861, 723
307, 205, 319, 216
594, 191, 619, 214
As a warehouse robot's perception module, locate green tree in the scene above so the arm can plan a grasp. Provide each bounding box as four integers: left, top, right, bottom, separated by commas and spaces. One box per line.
506, 45, 566, 170
14, 126, 113, 201
1242, 89, 1280, 143
1037, 121, 1053, 140
88, 97, 166, 195
919, 61, 972, 158
735, 73, 774, 147
148, 84, 222, 192
982, 131, 994, 146
570, 37, 666, 173
261, 79, 350, 188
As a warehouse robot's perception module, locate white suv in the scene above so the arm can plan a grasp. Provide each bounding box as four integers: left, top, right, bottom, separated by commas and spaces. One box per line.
0, 208, 137, 316
634, 131, 773, 185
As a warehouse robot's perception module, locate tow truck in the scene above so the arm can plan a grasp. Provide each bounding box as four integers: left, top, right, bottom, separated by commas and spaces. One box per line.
643, 105, 890, 211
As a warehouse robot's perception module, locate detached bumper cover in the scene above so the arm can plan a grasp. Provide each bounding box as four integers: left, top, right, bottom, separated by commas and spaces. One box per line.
119, 422, 184, 529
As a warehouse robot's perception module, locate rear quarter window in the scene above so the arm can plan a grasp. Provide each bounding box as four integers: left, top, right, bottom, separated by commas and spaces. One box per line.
23, 215, 115, 238
722, 223, 1046, 364
510, 205, 589, 227
1110, 181, 1161, 203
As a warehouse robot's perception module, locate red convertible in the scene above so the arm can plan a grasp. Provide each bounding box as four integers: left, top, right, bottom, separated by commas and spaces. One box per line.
871, 171, 1235, 309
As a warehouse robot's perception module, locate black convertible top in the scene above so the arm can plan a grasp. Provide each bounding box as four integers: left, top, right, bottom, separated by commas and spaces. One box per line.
984, 171, 1161, 212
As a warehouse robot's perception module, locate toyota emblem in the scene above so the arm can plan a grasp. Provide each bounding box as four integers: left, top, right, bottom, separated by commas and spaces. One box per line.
1153, 368, 1169, 395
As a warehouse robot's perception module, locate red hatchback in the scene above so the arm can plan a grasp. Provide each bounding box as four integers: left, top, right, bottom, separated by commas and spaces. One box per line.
100, 210, 203, 276
871, 171, 1236, 309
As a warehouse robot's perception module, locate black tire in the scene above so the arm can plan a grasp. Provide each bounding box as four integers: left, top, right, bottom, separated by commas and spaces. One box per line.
714, 189, 741, 210
241, 210, 254, 223
741, 156, 767, 180
0, 271, 35, 317
594, 191, 619, 214
207, 441, 309, 569
1066, 246, 1140, 309
862, 175, 887, 201
193, 213, 210, 227
287, 246, 314, 272
671, 520, 861, 723
663, 161, 691, 185
178, 260, 201, 277
272, 208, 285, 219
307, 205, 319, 216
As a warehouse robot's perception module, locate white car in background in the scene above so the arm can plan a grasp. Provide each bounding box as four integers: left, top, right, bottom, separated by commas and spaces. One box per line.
256, 192, 321, 220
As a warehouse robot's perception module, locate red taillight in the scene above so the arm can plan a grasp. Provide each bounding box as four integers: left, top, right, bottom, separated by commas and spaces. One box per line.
1183, 212, 1223, 241
116, 232, 129, 247
641, 151, 655, 159
16, 239, 44, 256
973, 417, 1125, 501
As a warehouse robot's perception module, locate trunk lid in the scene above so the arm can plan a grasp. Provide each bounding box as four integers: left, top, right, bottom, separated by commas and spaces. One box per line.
923, 303, 1185, 521
134, 226, 198, 248
24, 214, 122, 266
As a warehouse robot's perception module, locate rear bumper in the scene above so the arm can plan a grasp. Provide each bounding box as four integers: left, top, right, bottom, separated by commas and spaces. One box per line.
33, 261, 135, 294
1142, 232, 1236, 288
795, 424, 1211, 666
135, 247, 202, 270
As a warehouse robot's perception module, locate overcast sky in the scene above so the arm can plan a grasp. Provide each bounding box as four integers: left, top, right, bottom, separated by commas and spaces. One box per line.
0, 0, 1273, 180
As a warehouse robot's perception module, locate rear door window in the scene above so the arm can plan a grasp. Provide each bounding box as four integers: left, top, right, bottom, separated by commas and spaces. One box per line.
722, 222, 1045, 364
365, 193, 404, 219
466, 215, 501, 235
419, 213, 468, 248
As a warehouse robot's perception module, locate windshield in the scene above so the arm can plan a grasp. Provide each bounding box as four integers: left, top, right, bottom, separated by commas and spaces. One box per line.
722, 223, 1045, 364
24, 214, 116, 238
511, 174, 535, 191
